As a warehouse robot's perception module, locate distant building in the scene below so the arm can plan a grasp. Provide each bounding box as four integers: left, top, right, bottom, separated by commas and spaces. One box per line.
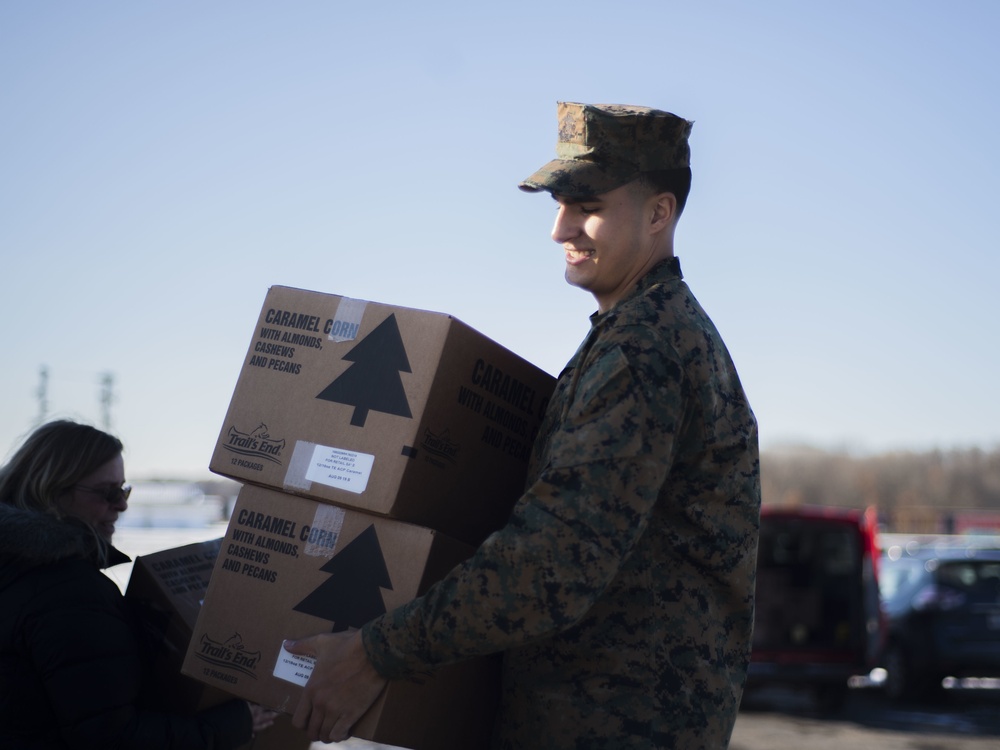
119, 480, 237, 528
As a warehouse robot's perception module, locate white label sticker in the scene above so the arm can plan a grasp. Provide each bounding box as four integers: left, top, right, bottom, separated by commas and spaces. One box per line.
305, 444, 375, 494
274, 643, 315, 686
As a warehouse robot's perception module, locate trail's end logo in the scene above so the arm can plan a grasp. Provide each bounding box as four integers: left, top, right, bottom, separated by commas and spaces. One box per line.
194, 632, 262, 678
421, 428, 459, 465
222, 423, 286, 465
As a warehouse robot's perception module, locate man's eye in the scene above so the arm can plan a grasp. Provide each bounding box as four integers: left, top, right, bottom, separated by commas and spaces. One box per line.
579, 205, 600, 215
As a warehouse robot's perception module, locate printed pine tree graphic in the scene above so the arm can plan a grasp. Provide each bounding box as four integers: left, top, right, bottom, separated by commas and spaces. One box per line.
293, 525, 393, 632
316, 313, 413, 427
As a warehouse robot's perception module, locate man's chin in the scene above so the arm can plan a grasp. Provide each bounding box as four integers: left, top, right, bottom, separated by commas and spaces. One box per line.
564, 268, 590, 291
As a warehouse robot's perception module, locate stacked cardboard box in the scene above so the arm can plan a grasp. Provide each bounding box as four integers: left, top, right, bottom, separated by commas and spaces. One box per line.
208, 286, 555, 547
182, 485, 501, 749
184, 287, 555, 749
126, 539, 223, 715
126, 540, 310, 750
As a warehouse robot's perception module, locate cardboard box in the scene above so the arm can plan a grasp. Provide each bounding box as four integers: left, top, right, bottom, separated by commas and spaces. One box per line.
125, 540, 310, 750
182, 484, 500, 750
210, 286, 554, 545
126, 539, 227, 714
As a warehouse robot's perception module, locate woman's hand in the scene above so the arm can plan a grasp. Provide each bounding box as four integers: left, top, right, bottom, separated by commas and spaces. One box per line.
248, 702, 280, 734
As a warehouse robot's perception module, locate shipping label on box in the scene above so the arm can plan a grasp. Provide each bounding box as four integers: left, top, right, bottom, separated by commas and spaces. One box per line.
182, 485, 499, 750
210, 286, 555, 545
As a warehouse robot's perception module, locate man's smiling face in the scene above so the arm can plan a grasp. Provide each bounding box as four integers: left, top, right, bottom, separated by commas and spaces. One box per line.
551, 182, 665, 313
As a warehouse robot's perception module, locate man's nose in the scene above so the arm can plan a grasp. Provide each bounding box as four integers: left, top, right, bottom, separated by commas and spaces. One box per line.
551, 206, 579, 244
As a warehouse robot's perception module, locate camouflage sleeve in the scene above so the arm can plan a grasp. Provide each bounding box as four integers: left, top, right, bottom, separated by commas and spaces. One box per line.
362, 324, 684, 677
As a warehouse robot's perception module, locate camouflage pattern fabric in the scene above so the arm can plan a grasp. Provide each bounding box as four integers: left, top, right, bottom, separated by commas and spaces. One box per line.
519, 102, 694, 199
363, 257, 760, 749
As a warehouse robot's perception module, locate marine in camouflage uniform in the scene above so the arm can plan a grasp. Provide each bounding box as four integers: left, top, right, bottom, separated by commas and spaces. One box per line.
360, 103, 761, 748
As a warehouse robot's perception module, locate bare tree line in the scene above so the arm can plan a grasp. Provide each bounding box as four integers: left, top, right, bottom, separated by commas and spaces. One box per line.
760, 445, 1000, 533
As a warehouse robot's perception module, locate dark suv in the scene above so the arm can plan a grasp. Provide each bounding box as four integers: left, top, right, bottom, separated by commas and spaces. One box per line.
879, 543, 1000, 701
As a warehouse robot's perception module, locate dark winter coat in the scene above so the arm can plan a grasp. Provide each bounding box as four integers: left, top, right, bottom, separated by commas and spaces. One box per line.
0, 504, 252, 750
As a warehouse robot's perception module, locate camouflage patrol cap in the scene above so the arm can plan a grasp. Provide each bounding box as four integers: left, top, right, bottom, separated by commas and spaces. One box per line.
519, 101, 693, 198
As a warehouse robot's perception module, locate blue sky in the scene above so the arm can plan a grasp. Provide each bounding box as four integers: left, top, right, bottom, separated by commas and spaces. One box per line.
2, 1, 999, 479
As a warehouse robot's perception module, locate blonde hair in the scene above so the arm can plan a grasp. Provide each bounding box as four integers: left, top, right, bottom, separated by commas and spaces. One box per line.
0, 419, 124, 524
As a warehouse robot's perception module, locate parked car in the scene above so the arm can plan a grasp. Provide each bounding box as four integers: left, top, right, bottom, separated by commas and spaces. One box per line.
878, 543, 1000, 701
747, 505, 883, 709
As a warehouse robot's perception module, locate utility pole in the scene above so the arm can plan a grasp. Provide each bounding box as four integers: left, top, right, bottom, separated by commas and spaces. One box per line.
99, 371, 115, 432
35, 365, 49, 426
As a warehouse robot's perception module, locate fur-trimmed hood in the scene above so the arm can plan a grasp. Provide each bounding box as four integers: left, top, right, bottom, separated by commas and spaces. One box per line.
0, 504, 128, 591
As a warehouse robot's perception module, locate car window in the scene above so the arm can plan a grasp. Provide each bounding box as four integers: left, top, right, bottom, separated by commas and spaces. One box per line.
822, 529, 859, 575
879, 557, 925, 602
935, 561, 1000, 603
761, 523, 859, 574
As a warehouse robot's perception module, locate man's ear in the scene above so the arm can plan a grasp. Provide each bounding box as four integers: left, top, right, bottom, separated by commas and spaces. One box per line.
649, 192, 677, 233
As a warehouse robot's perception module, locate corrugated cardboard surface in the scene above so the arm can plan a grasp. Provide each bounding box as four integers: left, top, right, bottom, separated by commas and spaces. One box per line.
127, 539, 226, 714
125, 539, 310, 749
210, 286, 554, 545
182, 485, 499, 750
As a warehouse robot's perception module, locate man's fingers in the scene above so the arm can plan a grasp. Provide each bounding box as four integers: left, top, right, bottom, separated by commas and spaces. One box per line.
287, 630, 382, 742
283, 636, 318, 657
330, 713, 358, 744
291, 691, 312, 732
319, 711, 344, 744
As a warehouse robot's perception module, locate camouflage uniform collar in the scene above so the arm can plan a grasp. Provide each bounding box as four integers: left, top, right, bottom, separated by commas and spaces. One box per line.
589, 256, 683, 323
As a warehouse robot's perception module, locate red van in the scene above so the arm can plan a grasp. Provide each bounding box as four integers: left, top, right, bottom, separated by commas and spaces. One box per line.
746, 505, 883, 709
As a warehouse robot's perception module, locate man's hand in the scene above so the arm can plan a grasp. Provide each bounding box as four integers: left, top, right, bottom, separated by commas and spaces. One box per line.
285, 630, 388, 743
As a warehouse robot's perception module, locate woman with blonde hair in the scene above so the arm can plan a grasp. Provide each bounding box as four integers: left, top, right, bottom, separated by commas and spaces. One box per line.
0, 419, 274, 749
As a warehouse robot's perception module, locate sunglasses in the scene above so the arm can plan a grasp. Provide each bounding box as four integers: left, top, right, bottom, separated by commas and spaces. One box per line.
75, 483, 132, 504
